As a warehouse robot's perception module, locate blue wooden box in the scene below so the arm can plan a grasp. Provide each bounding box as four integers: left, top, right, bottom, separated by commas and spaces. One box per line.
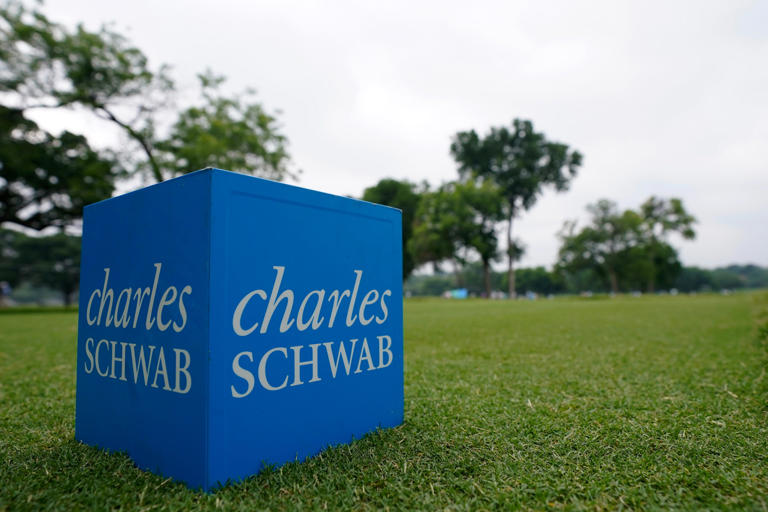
75, 168, 404, 491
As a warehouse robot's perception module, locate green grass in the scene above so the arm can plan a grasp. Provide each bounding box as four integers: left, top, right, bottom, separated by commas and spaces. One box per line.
2, 294, 767, 510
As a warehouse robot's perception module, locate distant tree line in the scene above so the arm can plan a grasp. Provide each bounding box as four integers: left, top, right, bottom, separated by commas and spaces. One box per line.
0, 229, 80, 305
405, 262, 768, 298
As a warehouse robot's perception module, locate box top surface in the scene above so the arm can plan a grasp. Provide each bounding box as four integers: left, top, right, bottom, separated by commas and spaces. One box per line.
85, 168, 402, 218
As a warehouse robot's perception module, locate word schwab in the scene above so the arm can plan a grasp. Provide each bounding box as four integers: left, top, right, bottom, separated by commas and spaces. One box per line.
75, 168, 404, 491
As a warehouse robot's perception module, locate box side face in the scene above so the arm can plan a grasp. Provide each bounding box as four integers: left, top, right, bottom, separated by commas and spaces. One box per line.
75, 172, 211, 489
207, 171, 403, 487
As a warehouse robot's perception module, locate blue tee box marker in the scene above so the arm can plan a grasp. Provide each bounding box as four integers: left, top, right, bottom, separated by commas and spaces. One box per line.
75, 168, 404, 491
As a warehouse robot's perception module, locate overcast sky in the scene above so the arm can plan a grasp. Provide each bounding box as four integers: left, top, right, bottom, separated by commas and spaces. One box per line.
37, 0, 768, 269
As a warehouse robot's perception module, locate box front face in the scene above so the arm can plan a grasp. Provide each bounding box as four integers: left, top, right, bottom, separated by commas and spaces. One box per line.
208, 172, 404, 486
75, 172, 211, 489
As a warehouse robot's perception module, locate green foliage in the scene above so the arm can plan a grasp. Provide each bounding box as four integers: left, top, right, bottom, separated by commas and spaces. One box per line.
362, 178, 422, 281
0, 105, 118, 230
409, 185, 457, 270
158, 72, 297, 182
640, 196, 696, 241
411, 180, 506, 295
452, 180, 506, 268
675, 266, 715, 292
2, 295, 768, 509
404, 273, 456, 297
675, 264, 768, 293
557, 200, 641, 293
0, 0, 172, 182
450, 119, 582, 212
513, 266, 564, 295
0, 2, 294, 185
16, 232, 81, 305
0, 228, 81, 304
558, 197, 696, 293
0, 2, 168, 107
405, 264, 565, 297
450, 119, 582, 297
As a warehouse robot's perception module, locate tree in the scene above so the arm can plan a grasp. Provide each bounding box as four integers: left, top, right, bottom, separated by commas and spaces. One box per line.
410, 180, 506, 295
0, 0, 172, 182
410, 185, 457, 276
1, 2, 295, 184
451, 119, 582, 297
362, 179, 422, 281
557, 200, 642, 293
674, 266, 714, 292
514, 266, 564, 296
638, 197, 696, 292
0, 105, 118, 231
157, 72, 298, 181
404, 273, 455, 297
16, 232, 81, 305
557, 197, 695, 293
452, 180, 506, 296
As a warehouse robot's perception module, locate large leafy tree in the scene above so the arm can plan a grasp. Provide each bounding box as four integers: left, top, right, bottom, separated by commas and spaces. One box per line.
451, 119, 582, 297
411, 180, 506, 296
557, 200, 642, 293
557, 197, 695, 293
0, 1, 172, 182
0, 105, 118, 230
0, 1, 295, 184
362, 178, 422, 281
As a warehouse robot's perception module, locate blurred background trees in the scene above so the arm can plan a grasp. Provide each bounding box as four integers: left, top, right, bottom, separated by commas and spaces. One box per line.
0, 1, 296, 304
0, 105, 119, 231
359, 119, 766, 300
557, 197, 696, 294
450, 119, 582, 297
362, 179, 422, 282
0, 1, 296, 186
1, 2, 765, 305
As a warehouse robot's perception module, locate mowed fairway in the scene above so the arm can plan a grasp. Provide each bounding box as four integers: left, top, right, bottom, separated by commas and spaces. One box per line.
1, 294, 767, 510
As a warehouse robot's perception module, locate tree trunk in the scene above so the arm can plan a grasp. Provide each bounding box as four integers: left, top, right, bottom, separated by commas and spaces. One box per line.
647, 276, 656, 294
452, 259, 465, 288
647, 243, 657, 293
483, 259, 491, 298
507, 217, 516, 299
608, 268, 619, 294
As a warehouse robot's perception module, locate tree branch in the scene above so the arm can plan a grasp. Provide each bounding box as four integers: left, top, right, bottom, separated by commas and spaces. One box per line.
98, 105, 164, 182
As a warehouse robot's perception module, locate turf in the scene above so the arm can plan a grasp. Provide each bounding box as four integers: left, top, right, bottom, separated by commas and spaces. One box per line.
1, 294, 767, 511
